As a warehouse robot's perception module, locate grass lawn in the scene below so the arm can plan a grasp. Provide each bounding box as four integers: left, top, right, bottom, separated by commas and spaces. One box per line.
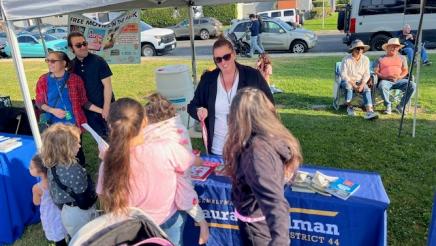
2, 54, 435, 246
304, 12, 338, 31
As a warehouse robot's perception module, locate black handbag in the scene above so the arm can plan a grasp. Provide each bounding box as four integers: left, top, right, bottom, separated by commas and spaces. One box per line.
51, 167, 97, 210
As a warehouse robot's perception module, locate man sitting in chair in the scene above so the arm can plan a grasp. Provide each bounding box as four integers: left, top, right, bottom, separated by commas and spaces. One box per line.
374, 38, 416, 115
398, 24, 432, 66
340, 39, 378, 120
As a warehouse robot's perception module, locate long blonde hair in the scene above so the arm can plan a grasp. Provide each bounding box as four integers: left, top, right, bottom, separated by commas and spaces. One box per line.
223, 87, 302, 182
40, 123, 81, 168
101, 98, 145, 214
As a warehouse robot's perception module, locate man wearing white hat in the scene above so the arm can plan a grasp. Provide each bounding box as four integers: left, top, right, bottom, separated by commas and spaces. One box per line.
340, 39, 378, 120
374, 38, 416, 114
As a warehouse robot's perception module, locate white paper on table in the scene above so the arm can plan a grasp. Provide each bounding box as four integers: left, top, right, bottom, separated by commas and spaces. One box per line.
81, 123, 109, 152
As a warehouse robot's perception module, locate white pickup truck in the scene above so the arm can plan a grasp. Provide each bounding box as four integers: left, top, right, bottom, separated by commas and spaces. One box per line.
140, 21, 176, 57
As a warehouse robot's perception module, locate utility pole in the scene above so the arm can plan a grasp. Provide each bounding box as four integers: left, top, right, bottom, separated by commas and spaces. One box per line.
322, 0, 325, 29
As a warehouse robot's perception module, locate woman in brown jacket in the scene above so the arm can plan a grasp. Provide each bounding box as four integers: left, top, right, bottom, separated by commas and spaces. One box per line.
223, 87, 302, 246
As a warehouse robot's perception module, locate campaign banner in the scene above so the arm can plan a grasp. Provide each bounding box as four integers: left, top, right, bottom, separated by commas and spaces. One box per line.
68, 9, 140, 64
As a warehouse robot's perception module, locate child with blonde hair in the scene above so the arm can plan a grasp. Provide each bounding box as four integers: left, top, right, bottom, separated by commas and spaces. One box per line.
144, 93, 209, 245
40, 123, 96, 238
29, 154, 67, 246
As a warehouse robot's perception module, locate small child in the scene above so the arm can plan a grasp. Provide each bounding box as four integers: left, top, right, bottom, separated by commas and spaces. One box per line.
145, 93, 209, 245
257, 53, 282, 94
40, 123, 96, 238
29, 154, 67, 246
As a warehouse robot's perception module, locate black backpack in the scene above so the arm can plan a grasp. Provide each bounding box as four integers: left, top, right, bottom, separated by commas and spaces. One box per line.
51, 167, 97, 210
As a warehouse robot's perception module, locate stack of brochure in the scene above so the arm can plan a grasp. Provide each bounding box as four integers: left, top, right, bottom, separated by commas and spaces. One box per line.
290, 170, 360, 200
0, 136, 22, 153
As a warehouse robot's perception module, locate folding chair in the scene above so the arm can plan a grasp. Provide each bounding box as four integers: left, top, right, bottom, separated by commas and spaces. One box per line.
371, 72, 415, 111
332, 61, 375, 110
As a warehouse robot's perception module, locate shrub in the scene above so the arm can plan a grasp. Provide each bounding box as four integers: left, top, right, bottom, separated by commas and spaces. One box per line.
203, 4, 237, 25
313, 0, 331, 8
141, 4, 237, 27
309, 7, 333, 18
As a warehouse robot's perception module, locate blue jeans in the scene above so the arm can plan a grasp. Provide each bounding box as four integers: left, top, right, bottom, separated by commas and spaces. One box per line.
378, 79, 416, 108
249, 35, 264, 56
257, 35, 264, 52
403, 45, 429, 64
160, 211, 187, 246
340, 80, 373, 107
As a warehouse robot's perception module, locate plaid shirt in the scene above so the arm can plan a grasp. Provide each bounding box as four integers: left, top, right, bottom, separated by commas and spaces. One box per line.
35, 72, 88, 130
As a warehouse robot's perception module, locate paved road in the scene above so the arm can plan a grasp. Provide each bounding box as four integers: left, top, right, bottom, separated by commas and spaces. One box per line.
166, 32, 349, 57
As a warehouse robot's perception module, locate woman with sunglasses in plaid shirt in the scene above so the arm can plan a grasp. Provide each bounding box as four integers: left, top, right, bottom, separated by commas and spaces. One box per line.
35, 51, 102, 166
187, 37, 274, 156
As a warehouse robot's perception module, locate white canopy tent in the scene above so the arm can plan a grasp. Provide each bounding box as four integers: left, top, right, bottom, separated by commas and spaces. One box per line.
0, 0, 269, 149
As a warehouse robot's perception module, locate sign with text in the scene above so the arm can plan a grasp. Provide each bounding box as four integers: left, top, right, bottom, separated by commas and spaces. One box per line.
68, 9, 140, 64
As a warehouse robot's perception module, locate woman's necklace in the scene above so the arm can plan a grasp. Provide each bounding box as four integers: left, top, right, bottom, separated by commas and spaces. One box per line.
220, 69, 238, 105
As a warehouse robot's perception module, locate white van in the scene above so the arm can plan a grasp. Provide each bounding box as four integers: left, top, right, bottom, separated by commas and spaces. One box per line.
257, 9, 302, 25
338, 0, 436, 50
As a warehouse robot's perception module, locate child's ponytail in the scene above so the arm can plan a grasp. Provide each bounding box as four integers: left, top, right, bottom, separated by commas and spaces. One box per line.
100, 98, 145, 214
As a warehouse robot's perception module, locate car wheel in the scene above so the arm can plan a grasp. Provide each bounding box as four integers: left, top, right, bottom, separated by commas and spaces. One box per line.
200, 29, 210, 40
370, 34, 390, 51
141, 44, 156, 57
290, 40, 307, 53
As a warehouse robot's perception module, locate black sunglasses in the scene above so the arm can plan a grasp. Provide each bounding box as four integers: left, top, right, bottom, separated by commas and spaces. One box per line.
214, 53, 232, 64
354, 47, 364, 51
74, 41, 88, 49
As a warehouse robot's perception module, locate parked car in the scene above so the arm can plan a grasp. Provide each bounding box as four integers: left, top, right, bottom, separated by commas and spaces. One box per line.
2, 33, 68, 58
44, 26, 69, 39
169, 17, 223, 40
227, 18, 317, 53
20, 24, 54, 34
140, 21, 176, 57
257, 9, 304, 26
0, 32, 7, 48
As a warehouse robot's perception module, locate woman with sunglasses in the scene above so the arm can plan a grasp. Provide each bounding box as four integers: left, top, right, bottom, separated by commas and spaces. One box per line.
35, 51, 102, 165
188, 37, 274, 155
340, 39, 378, 120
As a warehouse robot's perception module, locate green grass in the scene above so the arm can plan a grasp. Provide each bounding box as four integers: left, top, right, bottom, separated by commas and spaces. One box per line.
2, 55, 436, 246
304, 12, 338, 31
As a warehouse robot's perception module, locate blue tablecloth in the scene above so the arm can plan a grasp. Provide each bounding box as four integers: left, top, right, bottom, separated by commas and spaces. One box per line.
0, 133, 39, 245
183, 157, 390, 246
429, 194, 436, 246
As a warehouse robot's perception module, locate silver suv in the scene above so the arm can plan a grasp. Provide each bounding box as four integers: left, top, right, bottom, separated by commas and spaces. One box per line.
227, 18, 317, 53
170, 17, 223, 40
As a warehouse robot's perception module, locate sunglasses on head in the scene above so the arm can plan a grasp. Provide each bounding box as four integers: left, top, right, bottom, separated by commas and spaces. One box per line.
44, 59, 61, 64
214, 53, 232, 64
74, 41, 88, 48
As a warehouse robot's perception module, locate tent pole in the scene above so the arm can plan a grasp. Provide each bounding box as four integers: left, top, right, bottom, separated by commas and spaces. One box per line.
36, 18, 48, 57
412, 27, 423, 138
3, 16, 42, 149
398, 0, 426, 138
188, 5, 198, 85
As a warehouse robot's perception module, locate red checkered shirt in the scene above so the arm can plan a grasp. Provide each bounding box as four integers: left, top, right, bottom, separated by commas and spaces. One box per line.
35, 72, 88, 131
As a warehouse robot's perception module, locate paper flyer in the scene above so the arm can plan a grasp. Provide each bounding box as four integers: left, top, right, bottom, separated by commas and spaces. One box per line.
81, 123, 109, 151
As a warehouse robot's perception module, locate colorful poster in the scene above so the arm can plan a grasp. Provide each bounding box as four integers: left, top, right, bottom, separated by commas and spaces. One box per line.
68, 9, 140, 64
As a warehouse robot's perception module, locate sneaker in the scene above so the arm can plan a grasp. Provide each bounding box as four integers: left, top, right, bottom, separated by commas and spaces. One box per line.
395, 105, 405, 114
347, 107, 355, 116
364, 111, 378, 120
423, 60, 432, 66
384, 106, 392, 115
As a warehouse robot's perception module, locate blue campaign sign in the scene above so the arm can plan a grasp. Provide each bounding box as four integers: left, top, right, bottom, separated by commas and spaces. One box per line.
429, 194, 436, 246
183, 158, 390, 246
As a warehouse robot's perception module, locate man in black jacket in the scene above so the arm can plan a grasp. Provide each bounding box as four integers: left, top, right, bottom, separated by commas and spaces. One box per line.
248, 14, 264, 58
